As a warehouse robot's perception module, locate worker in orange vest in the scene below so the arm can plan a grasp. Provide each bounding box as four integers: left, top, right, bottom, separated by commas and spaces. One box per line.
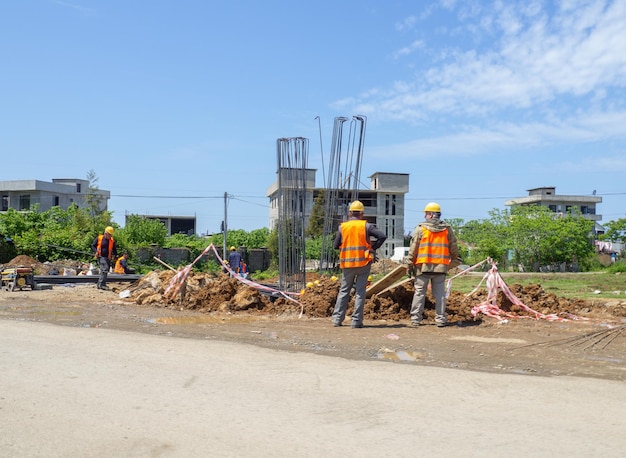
91, 226, 117, 291
114, 252, 132, 274
332, 200, 387, 328
407, 202, 460, 327
238, 260, 248, 278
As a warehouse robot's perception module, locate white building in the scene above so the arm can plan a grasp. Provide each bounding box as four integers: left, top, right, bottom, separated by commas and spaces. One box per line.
0, 178, 109, 213
505, 186, 604, 233
267, 170, 409, 259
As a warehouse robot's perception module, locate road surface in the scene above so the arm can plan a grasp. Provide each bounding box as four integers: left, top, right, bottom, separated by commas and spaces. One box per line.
1, 320, 625, 457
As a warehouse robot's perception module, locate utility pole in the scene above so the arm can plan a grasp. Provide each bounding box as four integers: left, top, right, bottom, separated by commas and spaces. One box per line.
223, 192, 228, 262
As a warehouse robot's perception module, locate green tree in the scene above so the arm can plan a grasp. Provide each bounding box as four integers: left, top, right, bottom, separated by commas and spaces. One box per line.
307, 190, 326, 238
266, 227, 278, 268
457, 216, 507, 265
121, 215, 167, 247
84, 169, 105, 218
496, 205, 593, 271
204, 228, 270, 252
602, 218, 626, 242
445, 217, 465, 235
244, 228, 270, 249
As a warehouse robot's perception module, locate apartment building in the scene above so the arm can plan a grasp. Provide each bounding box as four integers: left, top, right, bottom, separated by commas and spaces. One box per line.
0, 178, 109, 213
505, 186, 604, 233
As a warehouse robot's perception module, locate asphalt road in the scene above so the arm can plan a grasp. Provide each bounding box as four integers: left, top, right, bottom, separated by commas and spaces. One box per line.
1, 320, 625, 457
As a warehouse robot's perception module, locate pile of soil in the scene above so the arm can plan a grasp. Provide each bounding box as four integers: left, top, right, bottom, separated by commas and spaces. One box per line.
4, 254, 624, 324
2, 255, 90, 275
120, 264, 626, 324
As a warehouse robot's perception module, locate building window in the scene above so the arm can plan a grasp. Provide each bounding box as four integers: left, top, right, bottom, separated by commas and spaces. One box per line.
53, 196, 60, 207
19, 195, 31, 211
385, 194, 396, 216
548, 205, 557, 212
1, 195, 8, 211
76, 183, 82, 193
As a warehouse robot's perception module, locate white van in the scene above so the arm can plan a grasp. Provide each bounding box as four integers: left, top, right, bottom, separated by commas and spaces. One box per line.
390, 247, 409, 262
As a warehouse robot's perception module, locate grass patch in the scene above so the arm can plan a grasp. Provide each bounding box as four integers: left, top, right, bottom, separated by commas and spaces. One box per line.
448, 271, 626, 300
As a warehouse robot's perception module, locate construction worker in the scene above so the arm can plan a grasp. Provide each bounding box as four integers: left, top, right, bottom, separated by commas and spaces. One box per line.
407, 202, 460, 327
332, 200, 387, 328
91, 226, 117, 291
238, 260, 248, 278
114, 252, 132, 274
227, 246, 241, 276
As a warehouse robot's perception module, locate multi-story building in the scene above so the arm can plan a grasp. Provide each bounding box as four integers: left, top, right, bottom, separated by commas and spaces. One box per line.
267, 170, 409, 259
0, 178, 109, 213
505, 186, 604, 233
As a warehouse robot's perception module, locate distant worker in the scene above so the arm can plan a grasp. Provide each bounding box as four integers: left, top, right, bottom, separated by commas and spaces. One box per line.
91, 226, 118, 291
228, 246, 241, 276
407, 202, 460, 328
114, 252, 133, 274
332, 200, 387, 328
238, 260, 249, 279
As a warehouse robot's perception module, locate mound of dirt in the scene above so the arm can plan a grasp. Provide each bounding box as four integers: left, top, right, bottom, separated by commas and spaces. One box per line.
2, 255, 90, 275
5, 255, 623, 324
120, 267, 626, 325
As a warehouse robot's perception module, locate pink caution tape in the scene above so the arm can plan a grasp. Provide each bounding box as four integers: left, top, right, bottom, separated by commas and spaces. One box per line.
465, 258, 577, 322
164, 243, 304, 316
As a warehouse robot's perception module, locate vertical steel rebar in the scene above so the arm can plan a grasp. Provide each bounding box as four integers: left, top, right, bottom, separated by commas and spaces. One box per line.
317, 115, 366, 273
276, 137, 308, 293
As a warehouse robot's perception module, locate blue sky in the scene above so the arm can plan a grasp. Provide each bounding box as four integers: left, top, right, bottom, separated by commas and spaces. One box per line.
2, 0, 625, 235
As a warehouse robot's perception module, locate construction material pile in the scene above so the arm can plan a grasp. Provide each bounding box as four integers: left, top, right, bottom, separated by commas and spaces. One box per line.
119, 264, 626, 324
2, 255, 92, 275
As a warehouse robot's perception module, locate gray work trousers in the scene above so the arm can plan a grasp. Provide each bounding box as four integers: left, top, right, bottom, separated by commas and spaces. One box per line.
97, 257, 111, 288
332, 263, 371, 326
410, 272, 447, 324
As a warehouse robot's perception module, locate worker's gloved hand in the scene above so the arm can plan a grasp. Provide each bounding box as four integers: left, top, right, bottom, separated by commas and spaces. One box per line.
406, 264, 416, 278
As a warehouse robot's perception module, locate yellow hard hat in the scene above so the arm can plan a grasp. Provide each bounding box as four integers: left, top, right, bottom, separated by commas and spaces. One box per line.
349, 200, 364, 212
424, 202, 441, 213
105, 226, 115, 235
230, 246, 236, 251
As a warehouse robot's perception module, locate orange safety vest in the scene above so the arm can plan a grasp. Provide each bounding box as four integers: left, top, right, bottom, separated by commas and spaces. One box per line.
114, 257, 126, 274
415, 227, 450, 265
338, 219, 372, 268
96, 235, 115, 260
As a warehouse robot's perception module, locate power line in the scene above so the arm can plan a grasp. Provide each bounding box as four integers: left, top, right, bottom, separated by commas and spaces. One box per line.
113, 194, 223, 199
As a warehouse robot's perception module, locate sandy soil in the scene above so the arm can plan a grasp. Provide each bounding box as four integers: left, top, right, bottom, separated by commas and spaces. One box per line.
2, 254, 626, 382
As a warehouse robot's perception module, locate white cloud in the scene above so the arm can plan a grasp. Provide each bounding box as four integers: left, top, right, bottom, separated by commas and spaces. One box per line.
395, 15, 417, 31
392, 40, 425, 60
366, 109, 626, 159
340, 0, 626, 122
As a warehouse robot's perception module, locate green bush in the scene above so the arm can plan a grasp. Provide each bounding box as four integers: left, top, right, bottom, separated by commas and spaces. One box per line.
607, 260, 626, 273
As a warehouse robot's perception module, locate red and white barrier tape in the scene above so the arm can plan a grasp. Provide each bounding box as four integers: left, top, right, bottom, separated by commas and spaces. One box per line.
445, 258, 489, 299
467, 259, 575, 322
164, 243, 304, 316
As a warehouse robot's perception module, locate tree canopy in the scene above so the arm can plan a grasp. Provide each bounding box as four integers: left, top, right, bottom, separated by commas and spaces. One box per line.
459, 205, 595, 271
